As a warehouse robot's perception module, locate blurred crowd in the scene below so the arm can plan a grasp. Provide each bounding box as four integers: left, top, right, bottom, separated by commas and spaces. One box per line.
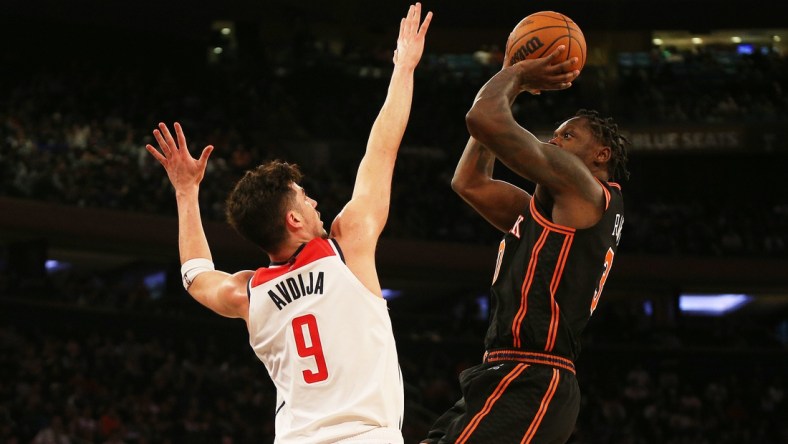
0, 249, 787, 443
1, 39, 787, 257
2, 14, 788, 444
0, 284, 786, 444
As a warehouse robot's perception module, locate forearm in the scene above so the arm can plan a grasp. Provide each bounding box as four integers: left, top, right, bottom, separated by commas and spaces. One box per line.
466, 66, 549, 181
365, 66, 415, 165
175, 187, 212, 264
452, 136, 531, 232
175, 188, 251, 319
467, 67, 521, 132
452, 137, 495, 192
354, 65, 415, 201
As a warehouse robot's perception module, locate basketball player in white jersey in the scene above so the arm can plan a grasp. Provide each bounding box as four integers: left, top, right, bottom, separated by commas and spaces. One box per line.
144, 4, 432, 443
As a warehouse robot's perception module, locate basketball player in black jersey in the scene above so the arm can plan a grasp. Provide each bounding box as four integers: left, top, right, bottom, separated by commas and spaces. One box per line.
421, 46, 631, 443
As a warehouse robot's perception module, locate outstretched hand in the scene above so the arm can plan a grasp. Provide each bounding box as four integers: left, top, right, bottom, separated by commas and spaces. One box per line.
145, 122, 214, 193
511, 45, 580, 95
393, 2, 433, 70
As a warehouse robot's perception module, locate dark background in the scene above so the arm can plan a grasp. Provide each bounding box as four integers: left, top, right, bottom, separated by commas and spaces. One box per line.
1, 0, 787, 443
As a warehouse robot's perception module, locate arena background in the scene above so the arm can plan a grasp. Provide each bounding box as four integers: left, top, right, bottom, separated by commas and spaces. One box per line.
1, 0, 787, 442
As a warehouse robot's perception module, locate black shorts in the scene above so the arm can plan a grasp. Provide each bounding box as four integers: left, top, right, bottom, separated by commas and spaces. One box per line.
422, 360, 580, 444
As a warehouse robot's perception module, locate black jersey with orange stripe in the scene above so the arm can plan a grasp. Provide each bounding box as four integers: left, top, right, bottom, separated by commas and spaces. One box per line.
485, 181, 624, 361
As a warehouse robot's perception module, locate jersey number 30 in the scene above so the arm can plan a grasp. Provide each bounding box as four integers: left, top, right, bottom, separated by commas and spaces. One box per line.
292, 314, 329, 383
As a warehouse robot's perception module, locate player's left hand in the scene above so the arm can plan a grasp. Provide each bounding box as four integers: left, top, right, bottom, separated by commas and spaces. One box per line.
392, 2, 433, 70
145, 122, 214, 193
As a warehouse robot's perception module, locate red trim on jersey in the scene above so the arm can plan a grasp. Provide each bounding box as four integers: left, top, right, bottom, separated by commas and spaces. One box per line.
455, 364, 529, 444
546, 297, 559, 353
250, 238, 337, 287
529, 199, 575, 235
512, 228, 549, 348
608, 181, 621, 190
594, 178, 612, 211
549, 235, 573, 297
484, 350, 575, 374
521, 369, 561, 443
546, 234, 573, 352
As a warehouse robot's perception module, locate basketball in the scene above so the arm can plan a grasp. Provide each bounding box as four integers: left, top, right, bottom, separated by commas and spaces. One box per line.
505, 11, 586, 73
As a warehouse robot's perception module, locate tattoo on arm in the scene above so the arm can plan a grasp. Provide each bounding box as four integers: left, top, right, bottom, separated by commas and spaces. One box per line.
473, 143, 495, 176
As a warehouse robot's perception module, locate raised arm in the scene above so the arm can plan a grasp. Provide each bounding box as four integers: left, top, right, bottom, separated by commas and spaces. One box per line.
331, 3, 431, 295
451, 136, 530, 232
465, 47, 606, 227
146, 123, 251, 320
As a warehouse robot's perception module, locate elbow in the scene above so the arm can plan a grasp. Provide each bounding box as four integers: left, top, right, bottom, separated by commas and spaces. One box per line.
465, 106, 498, 145
451, 172, 476, 200
451, 178, 485, 207
465, 108, 485, 140
450, 175, 466, 195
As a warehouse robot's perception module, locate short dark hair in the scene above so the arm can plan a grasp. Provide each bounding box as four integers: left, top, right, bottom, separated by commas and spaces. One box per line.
225, 160, 303, 252
575, 109, 631, 181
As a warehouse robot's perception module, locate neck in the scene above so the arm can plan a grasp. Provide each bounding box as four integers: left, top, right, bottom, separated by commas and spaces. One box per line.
591, 166, 609, 182
268, 237, 311, 264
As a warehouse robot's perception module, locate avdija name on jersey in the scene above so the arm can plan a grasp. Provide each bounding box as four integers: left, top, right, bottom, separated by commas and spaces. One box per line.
267, 271, 325, 310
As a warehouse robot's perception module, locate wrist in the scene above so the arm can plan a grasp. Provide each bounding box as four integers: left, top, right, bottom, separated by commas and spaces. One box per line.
509, 63, 528, 87
392, 63, 417, 75
499, 64, 527, 102
175, 186, 200, 200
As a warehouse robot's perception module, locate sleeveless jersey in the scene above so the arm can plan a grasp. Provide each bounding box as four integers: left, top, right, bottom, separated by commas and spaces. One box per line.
247, 238, 404, 444
486, 181, 624, 361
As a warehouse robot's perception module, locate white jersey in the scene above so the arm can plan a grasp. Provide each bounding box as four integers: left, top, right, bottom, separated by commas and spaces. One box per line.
247, 238, 404, 444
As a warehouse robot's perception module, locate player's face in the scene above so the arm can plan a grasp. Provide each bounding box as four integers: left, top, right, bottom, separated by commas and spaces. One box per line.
548, 117, 598, 161
292, 183, 327, 239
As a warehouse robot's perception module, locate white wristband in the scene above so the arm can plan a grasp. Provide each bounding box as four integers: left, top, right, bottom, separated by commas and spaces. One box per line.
181, 258, 215, 290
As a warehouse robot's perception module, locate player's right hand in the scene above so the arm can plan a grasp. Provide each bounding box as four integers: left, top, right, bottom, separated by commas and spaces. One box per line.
145, 122, 214, 193
512, 45, 579, 95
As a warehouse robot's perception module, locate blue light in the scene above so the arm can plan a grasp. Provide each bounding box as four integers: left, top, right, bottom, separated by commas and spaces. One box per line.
679, 293, 752, 315
381, 289, 402, 300
476, 294, 489, 320
643, 300, 653, 316
736, 44, 754, 55
143, 271, 167, 300
45, 259, 71, 273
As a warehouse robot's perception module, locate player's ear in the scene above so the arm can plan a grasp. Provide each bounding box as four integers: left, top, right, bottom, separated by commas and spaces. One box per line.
286, 209, 303, 229
596, 145, 611, 164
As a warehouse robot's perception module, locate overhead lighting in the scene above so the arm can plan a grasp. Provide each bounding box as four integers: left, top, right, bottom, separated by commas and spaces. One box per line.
679, 293, 752, 315
731, 36, 742, 43
652, 38, 663, 46
691, 37, 703, 45
774, 35, 782, 43
213, 47, 224, 54
221, 27, 232, 36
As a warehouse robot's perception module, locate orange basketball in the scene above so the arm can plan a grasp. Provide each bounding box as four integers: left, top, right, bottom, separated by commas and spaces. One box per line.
505, 11, 586, 73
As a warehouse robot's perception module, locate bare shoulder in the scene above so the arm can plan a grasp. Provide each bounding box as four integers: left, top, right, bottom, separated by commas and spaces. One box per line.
230, 269, 255, 286
330, 204, 378, 255
223, 270, 255, 317
330, 213, 383, 298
